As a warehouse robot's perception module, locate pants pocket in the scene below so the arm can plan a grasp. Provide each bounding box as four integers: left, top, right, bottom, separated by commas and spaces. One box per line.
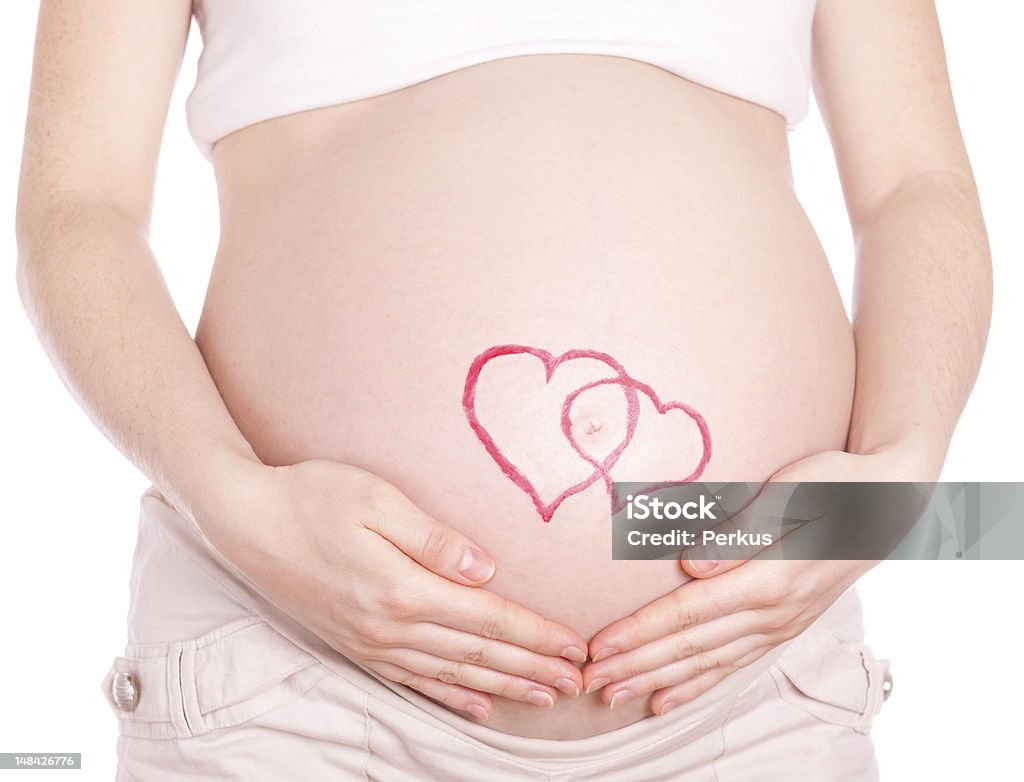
99, 615, 335, 741
767, 625, 892, 735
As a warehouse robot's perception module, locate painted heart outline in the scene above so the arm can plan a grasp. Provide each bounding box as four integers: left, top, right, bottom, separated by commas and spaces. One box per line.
561, 376, 713, 514
463, 344, 712, 522
462, 344, 640, 522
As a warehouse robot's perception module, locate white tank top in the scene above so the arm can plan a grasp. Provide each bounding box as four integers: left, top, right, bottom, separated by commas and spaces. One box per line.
186, 0, 817, 159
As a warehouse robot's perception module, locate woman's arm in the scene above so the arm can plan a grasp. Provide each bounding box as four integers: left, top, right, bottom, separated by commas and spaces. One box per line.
16, 0, 587, 718
580, 0, 993, 714
813, 0, 992, 479
15, 0, 250, 524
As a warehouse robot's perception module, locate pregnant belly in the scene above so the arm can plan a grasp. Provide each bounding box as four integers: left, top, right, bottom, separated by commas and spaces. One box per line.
195, 55, 855, 738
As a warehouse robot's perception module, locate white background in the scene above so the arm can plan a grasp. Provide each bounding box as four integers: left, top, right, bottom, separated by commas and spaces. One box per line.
1, 3, 1021, 779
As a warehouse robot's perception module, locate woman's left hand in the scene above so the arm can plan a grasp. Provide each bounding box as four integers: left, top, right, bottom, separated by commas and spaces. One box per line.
581, 446, 932, 716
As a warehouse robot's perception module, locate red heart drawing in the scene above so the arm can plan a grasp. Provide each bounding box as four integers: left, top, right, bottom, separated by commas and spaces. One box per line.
562, 375, 712, 514
463, 345, 641, 522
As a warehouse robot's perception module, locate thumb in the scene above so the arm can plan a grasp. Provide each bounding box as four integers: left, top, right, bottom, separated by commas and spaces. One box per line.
366, 490, 496, 586
680, 544, 745, 579
678, 480, 793, 579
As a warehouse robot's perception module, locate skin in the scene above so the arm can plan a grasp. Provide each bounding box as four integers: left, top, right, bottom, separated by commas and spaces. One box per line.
582, 0, 993, 713
16, 0, 990, 738
15, 0, 587, 718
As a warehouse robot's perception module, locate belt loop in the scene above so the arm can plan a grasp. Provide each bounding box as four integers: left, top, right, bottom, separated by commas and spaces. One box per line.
164, 642, 190, 739
855, 651, 891, 734
176, 639, 209, 738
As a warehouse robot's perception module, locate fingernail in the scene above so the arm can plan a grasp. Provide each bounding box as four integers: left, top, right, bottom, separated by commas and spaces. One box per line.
659, 701, 678, 716
555, 678, 580, 697
687, 544, 719, 574
527, 690, 555, 708
609, 689, 634, 710
561, 645, 586, 663
458, 548, 495, 582
591, 647, 617, 662
467, 704, 489, 721
585, 677, 610, 695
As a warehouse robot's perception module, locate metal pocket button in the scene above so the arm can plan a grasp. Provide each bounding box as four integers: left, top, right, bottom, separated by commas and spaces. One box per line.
112, 671, 140, 712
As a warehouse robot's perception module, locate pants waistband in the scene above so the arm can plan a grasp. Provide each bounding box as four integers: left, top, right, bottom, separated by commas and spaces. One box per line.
114, 485, 864, 764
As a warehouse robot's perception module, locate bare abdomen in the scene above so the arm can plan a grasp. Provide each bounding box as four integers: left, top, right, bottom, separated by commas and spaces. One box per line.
195, 54, 855, 738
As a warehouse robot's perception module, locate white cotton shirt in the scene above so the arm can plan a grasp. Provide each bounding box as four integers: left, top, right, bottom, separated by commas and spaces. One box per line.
186, 0, 817, 159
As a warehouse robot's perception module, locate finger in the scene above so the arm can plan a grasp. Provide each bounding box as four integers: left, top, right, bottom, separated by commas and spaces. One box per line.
650, 644, 771, 716
429, 579, 588, 662
680, 482, 801, 579
598, 636, 769, 710
588, 577, 744, 661
407, 624, 583, 696
370, 659, 494, 721
679, 553, 746, 578
581, 611, 757, 694
362, 482, 497, 587
651, 669, 729, 716
385, 648, 562, 708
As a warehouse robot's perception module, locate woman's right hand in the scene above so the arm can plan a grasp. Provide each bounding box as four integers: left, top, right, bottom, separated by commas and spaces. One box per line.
195, 458, 587, 721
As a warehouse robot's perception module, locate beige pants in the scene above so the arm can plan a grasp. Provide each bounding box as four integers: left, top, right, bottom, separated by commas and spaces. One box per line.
101, 488, 892, 781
